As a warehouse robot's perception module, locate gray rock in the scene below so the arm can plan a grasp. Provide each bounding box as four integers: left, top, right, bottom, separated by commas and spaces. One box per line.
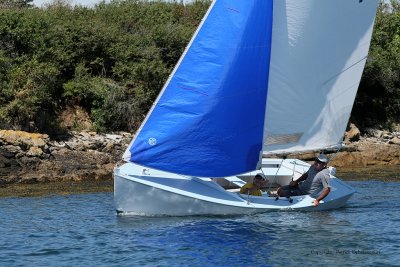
388, 137, 400, 145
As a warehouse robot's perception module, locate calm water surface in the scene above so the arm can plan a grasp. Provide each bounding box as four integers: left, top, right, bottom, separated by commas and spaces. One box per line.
0, 172, 399, 266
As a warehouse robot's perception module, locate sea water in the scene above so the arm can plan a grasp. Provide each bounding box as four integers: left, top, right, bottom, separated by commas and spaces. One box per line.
0, 179, 399, 266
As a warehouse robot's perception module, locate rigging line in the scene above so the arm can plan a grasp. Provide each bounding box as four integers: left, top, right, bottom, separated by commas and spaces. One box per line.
291, 159, 297, 182
322, 56, 368, 86
266, 158, 285, 194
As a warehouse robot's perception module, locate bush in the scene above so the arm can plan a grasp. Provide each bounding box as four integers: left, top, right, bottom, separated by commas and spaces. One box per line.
0, 59, 59, 131
354, 0, 400, 129
2, 0, 397, 134
0, 0, 211, 133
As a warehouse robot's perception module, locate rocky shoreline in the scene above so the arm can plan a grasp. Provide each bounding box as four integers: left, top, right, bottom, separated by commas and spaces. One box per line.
0, 127, 399, 185
0, 130, 132, 185
289, 124, 400, 167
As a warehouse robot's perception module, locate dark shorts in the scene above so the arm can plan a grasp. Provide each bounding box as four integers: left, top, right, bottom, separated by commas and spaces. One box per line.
280, 185, 306, 197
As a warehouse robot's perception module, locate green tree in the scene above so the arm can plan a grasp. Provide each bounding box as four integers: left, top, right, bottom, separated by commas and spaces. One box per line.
0, 0, 210, 133
355, 0, 400, 130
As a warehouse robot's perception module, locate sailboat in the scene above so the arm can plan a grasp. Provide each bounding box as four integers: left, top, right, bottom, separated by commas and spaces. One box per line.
114, 0, 379, 216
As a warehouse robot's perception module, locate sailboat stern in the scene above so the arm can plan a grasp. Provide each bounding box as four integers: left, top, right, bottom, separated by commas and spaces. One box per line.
319, 177, 356, 210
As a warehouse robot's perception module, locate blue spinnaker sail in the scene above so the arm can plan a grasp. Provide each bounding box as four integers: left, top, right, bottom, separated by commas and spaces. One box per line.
125, 0, 273, 177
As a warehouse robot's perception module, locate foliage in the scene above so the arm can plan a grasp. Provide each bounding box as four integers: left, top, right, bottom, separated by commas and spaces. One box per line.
0, 0, 399, 134
0, 0, 211, 133
354, 0, 400, 130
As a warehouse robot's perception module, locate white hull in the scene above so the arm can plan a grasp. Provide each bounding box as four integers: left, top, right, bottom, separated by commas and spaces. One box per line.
114, 159, 355, 216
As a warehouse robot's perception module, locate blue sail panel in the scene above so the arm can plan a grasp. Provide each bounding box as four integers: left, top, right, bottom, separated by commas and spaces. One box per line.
126, 0, 273, 177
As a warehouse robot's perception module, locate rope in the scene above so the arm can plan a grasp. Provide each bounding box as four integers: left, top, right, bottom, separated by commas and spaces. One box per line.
267, 158, 285, 193
291, 159, 297, 181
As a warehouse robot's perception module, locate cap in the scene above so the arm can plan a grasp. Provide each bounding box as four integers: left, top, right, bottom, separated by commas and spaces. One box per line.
316, 154, 329, 163
255, 173, 267, 180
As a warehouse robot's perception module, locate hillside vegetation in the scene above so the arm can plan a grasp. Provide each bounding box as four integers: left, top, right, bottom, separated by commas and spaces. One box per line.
0, 0, 399, 135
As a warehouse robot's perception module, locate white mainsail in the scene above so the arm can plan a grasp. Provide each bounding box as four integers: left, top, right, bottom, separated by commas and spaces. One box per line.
263, 0, 378, 154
